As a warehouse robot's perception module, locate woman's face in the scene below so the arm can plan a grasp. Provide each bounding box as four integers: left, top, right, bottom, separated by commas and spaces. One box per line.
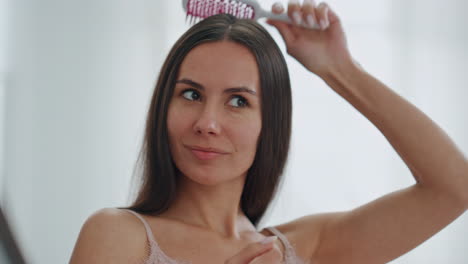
167, 41, 262, 186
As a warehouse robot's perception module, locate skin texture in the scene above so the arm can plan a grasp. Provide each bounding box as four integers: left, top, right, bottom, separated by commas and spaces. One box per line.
69, 1, 468, 264
168, 41, 261, 189
164, 41, 263, 238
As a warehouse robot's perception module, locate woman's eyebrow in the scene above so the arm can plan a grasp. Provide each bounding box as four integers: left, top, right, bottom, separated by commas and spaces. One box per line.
176, 78, 257, 96
224, 87, 257, 96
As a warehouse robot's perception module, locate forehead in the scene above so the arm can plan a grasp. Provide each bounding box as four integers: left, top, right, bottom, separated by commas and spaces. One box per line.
177, 41, 260, 90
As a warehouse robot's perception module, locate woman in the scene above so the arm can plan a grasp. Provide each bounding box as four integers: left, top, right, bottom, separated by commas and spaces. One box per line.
70, 1, 468, 263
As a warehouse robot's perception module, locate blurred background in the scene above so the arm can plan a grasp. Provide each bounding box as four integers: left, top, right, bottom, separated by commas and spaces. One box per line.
0, 0, 467, 263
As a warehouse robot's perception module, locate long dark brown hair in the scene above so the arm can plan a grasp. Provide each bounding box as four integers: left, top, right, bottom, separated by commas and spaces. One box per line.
124, 14, 292, 227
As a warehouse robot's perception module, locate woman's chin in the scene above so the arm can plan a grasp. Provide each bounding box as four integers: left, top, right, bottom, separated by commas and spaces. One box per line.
180, 169, 242, 187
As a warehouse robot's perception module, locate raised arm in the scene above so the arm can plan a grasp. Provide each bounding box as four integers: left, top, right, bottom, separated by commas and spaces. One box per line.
268, 1, 468, 263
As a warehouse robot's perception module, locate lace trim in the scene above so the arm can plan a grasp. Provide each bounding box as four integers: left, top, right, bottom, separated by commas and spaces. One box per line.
265, 226, 306, 264
124, 209, 305, 264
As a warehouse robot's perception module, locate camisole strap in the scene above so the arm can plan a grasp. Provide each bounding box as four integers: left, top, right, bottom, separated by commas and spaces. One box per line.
123, 209, 158, 245
121, 209, 191, 264
265, 226, 301, 263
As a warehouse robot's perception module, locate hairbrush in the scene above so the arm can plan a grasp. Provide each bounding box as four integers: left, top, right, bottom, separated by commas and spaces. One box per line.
182, 0, 294, 24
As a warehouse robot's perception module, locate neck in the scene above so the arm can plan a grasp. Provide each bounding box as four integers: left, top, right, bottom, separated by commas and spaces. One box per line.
160, 174, 256, 239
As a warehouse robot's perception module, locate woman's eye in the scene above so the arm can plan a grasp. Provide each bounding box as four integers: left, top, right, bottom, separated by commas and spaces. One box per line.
228, 96, 248, 108
181, 89, 200, 101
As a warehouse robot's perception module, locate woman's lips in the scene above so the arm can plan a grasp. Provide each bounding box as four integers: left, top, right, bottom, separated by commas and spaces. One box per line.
186, 145, 228, 160
190, 149, 224, 160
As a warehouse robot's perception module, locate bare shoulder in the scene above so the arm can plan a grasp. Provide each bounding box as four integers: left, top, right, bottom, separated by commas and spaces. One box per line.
272, 212, 346, 262
69, 208, 149, 264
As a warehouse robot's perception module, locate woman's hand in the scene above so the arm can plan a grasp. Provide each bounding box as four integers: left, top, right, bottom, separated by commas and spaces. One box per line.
266, 0, 353, 77
224, 236, 282, 264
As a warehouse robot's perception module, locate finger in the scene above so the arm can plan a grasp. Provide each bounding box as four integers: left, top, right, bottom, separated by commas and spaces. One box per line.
225, 236, 277, 264
288, 0, 302, 26
249, 246, 282, 264
266, 19, 295, 45
326, 4, 341, 24
271, 2, 285, 14
301, 0, 319, 29
316, 2, 330, 30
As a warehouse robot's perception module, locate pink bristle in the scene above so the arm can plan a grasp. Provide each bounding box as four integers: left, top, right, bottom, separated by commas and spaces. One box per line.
196, 1, 202, 17
185, 0, 256, 22
224, 1, 229, 15
233, 2, 239, 17
209, 1, 215, 17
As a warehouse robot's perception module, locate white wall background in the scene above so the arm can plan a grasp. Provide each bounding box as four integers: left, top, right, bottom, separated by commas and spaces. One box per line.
0, 0, 7, 204
1, 0, 467, 263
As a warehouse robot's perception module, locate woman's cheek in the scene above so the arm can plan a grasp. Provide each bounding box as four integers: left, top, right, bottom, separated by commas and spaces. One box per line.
167, 104, 186, 137
233, 118, 261, 149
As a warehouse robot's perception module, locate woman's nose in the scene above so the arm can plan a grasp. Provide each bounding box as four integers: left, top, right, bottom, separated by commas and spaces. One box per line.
193, 106, 222, 136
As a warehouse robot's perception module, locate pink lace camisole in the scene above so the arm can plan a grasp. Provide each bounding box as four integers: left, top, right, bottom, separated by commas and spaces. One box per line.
123, 209, 307, 264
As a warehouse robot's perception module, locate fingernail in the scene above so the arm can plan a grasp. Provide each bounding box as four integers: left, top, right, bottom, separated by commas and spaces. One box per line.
273, 2, 284, 12
320, 19, 327, 30
325, 7, 329, 19
303, 0, 315, 6
306, 14, 317, 28
260, 236, 278, 245
292, 11, 302, 25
